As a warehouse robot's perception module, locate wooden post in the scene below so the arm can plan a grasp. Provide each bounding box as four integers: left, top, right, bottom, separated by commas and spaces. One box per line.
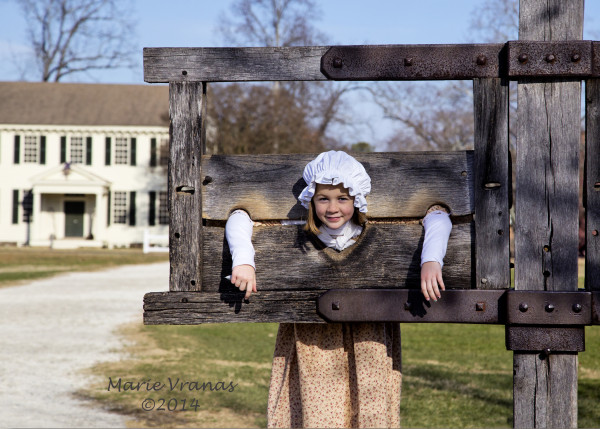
168, 81, 206, 291
473, 78, 511, 290
586, 78, 600, 289
514, 1, 583, 427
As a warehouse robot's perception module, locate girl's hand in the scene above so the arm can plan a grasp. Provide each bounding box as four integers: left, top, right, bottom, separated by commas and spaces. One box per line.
421, 261, 445, 302
231, 264, 257, 299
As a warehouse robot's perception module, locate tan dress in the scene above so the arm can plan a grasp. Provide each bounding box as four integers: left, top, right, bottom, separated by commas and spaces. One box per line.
267, 322, 402, 428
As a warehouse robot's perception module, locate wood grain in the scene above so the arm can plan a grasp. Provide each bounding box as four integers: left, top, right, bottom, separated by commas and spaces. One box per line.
513, 1, 583, 427
201, 152, 474, 220
586, 79, 600, 290
168, 82, 206, 291
473, 78, 511, 290
199, 222, 474, 292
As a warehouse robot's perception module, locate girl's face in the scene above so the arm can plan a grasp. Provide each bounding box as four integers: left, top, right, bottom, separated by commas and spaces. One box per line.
313, 183, 355, 229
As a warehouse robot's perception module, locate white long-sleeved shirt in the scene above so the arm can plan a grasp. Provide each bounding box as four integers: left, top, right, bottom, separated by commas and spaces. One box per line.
225, 209, 452, 269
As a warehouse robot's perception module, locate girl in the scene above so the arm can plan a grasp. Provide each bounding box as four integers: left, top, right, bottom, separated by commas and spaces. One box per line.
225, 151, 451, 428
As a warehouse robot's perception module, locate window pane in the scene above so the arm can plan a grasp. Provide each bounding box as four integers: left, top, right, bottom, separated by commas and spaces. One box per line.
23, 135, 38, 163
113, 191, 128, 224
159, 191, 169, 224
70, 136, 84, 163
115, 137, 129, 165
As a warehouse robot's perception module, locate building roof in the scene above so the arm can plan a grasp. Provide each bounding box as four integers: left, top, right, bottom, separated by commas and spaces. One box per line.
0, 81, 169, 127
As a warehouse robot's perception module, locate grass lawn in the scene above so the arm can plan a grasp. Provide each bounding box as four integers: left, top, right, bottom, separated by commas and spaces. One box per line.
82, 321, 600, 428
0, 247, 168, 288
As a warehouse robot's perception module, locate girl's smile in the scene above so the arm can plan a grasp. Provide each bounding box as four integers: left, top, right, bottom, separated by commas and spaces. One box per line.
313, 183, 355, 229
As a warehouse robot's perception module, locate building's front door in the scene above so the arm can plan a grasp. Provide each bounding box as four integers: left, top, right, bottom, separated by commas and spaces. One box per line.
64, 201, 85, 237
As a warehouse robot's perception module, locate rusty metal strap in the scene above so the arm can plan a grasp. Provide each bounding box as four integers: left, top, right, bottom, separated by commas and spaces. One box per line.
317, 289, 596, 324
321, 41, 600, 80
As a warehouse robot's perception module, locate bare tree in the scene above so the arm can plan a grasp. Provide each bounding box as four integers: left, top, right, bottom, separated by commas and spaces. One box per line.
211, 0, 361, 154
17, 0, 137, 82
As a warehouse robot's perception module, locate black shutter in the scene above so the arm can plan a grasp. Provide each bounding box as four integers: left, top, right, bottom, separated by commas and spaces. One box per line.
86, 137, 92, 165
40, 136, 46, 165
150, 138, 157, 167
14, 135, 20, 164
60, 136, 67, 163
130, 138, 137, 166
107, 191, 111, 226
129, 191, 136, 226
149, 191, 156, 226
105, 137, 111, 165
12, 190, 19, 224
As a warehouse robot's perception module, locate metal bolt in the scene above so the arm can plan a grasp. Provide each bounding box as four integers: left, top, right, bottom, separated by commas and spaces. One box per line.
545, 54, 556, 63
404, 302, 412, 311
481, 278, 488, 284
404, 57, 413, 66
542, 348, 551, 358
476, 55, 487, 66
573, 303, 583, 313
543, 245, 550, 252
203, 176, 213, 185
333, 58, 343, 68
518, 53, 529, 64
593, 230, 599, 236
332, 301, 340, 310
571, 53, 581, 62
475, 302, 485, 312
545, 303, 555, 313
519, 303, 528, 312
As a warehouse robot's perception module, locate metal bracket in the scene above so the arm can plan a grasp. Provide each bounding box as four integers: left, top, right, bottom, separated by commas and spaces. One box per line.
320, 41, 600, 81
317, 289, 600, 353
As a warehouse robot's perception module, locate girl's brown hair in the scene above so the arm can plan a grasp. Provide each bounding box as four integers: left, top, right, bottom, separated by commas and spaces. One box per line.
304, 199, 367, 236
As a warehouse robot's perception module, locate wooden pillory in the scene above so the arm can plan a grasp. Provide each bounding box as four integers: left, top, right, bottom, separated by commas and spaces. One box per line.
143, 1, 600, 427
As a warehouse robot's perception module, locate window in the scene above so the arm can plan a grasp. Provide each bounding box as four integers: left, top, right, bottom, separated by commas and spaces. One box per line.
150, 137, 169, 167
61, 136, 92, 165
113, 191, 128, 224
112, 191, 136, 225
106, 137, 136, 166
159, 191, 169, 224
23, 135, 40, 163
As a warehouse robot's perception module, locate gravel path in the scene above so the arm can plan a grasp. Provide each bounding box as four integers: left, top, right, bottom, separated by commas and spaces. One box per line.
0, 262, 169, 428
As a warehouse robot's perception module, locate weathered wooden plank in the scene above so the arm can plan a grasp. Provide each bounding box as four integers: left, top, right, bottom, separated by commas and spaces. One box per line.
143, 289, 507, 324
199, 222, 473, 292
144, 291, 325, 324
144, 47, 329, 83
169, 82, 206, 291
586, 79, 600, 290
473, 78, 511, 290
513, 1, 583, 427
201, 152, 474, 220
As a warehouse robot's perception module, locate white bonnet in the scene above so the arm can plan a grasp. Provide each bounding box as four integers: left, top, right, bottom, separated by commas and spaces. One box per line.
298, 151, 371, 213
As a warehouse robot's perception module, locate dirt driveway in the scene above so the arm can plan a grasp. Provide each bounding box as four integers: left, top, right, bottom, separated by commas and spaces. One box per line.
0, 262, 169, 428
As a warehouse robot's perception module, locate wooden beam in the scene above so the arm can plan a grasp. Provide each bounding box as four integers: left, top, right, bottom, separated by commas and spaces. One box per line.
199, 222, 474, 293
586, 79, 600, 290
202, 152, 474, 220
473, 78, 511, 290
168, 82, 206, 291
513, 1, 583, 427
144, 46, 329, 83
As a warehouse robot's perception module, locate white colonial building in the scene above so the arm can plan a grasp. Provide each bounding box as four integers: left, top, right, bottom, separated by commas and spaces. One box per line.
0, 81, 170, 248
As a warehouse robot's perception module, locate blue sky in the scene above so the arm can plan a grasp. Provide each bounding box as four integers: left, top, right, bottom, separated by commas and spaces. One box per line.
1, 0, 598, 146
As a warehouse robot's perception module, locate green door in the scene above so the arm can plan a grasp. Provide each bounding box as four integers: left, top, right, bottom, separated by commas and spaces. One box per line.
64, 201, 84, 237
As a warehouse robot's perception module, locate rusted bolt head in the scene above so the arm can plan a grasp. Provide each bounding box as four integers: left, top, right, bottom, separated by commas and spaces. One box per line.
404, 302, 412, 311
332, 58, 343, 68
519, 303, 528, 312
475, 302, 485, 312
571, 53, 581, 63
572, 303, 583, 313
593, 230, 599, 236
476, 55, 487, 66
518, 53, 529, 64
332, 301, 340, 310
481, 278, 488, 284
404, 57, 413, 67
545, 54, 556, 63
545, 303, 555, 313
